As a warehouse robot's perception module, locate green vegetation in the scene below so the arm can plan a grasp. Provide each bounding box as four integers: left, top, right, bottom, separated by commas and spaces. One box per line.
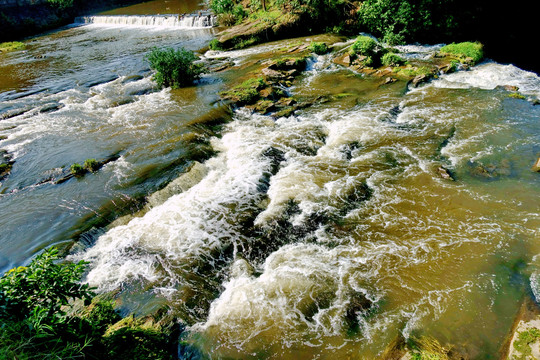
46, 0, 74, 10
407, 336, 450, 360
513, 327, 540, 359
84, 158, 99, 172
0, 248, 179, 359
221, 77, 267, 106
440, 42, 484, 64
381, 52, 406, 66
356, 0, 462, 45
309, 42, 329, 55
0, 41, 25, 52
350, 36, 377, 57
393, 65, 434, 77
70, 162, 85, 176
147, 47, 205, 89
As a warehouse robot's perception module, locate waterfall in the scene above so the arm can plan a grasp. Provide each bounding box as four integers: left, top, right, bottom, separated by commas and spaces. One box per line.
74, 14, 217, 28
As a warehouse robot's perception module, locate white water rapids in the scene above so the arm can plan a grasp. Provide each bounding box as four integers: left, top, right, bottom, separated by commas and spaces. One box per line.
70, 42, 540, 357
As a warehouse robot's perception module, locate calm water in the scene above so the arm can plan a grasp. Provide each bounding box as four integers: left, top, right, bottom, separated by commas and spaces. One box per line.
1, 4, 540, 359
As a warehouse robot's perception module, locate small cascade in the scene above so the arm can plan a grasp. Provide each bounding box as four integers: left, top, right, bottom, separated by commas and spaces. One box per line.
74, 13, 217, 28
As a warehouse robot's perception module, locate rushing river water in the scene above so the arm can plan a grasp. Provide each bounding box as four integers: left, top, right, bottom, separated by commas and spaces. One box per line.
1, 2, 540, 358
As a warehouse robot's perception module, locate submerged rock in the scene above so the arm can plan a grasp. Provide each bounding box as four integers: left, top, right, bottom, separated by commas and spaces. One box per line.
437, 166, 455, 181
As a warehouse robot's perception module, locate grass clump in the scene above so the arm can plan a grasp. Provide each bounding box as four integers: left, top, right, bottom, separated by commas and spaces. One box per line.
440, 42, 483, 65
209, 38, 225, 51
0, 41, 24, 52
147, 47, 205, 89
221, 77, 267, 106
381, 52, 406, 66
309, 42, 329, 55
513, 327, 540, 359
70, 162, 85, 176
83, 158, 99, 172
350, 35, 377, 57
408, 336, 450, 360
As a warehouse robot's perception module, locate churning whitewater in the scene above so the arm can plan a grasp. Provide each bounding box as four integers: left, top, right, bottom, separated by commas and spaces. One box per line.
1, 13, 539, 357
71, 41, 540, 357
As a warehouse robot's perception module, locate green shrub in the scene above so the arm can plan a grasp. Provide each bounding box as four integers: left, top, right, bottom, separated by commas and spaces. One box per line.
232, 4, 248, 23
0, 248, 93, 323
209, 39, 224, 51
147, 47, 205, 89
357, 0, 460, 44
70, 163, 85, 176
0, 41, 25, 52
83, 158, 99, 172
381, 52, 406, 66
46, 0, 73, 9
309, 42, 329, 55
440, 42, 483, 64
0, 247, 179, 359
350, 36, 377, 57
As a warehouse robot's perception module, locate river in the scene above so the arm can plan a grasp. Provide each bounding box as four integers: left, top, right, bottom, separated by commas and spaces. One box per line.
1, 1, 539, 359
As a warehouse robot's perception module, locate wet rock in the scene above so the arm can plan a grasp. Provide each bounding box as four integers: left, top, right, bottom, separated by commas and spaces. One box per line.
410, 73, 431, 87
208, 60, 234, 72
532, 157, 540, 172
381, 76, 397, 85
55, 153, 121, 184
251, 99, 275, 114
272, 106, 295, 118
262, 67, 287, 81
469, 159, 512, 179
0, 149, 14, 180
437, 62, 456, 74
496, 85, 520, 92
146, 162, 208, 208
333, 53, 353, 67
437, 166, 455, 181
39, 103, 64, 113
275, 97, 296, 107
1, 108, 29, 120
344, 290, 372, 332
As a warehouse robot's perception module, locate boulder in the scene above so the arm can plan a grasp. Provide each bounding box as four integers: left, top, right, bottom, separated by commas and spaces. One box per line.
333, 53, 353, 67
438, 166, 455, 180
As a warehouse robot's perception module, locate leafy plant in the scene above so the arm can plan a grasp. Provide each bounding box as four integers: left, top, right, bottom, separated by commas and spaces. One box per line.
0, 248, 93, 323
440, 42, 484, 64
70, 162, 85, 176
46, 0, 73, 9
381, 52, 406, 66
309, 42, 329, 55
146, 47, 205, 89
513, 327, 540, 358
83, 158, 99, 172
210, 0, 235, 14
350, 36, 377, 57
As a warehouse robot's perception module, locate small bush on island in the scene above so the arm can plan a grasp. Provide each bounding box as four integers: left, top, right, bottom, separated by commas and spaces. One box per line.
440, 42, 484, 65
147, 47, 205, 89
70, 162, 85, 176
381, 52, 406, 66
84, 158, 99, 172
309, 42, 329, 55
350, 36, 377, 57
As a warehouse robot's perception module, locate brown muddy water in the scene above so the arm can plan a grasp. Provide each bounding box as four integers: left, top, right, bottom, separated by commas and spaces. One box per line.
1, 3, 540, 359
